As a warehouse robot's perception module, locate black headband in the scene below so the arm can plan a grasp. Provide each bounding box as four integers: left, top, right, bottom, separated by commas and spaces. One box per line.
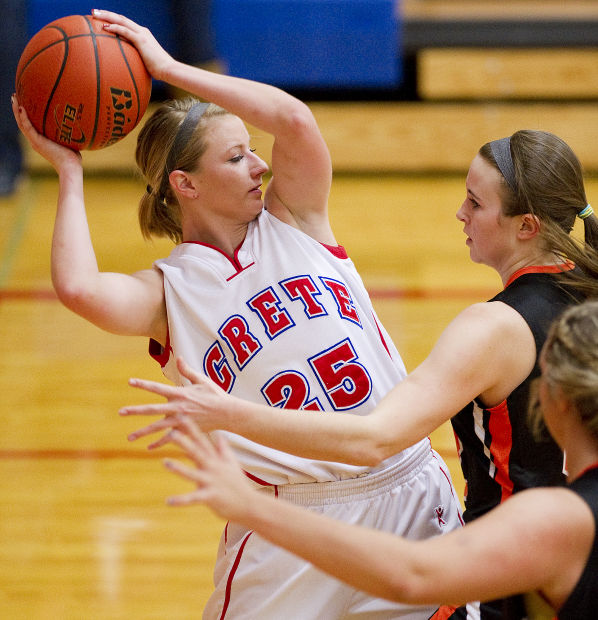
165, 101, 210, 175
489, 137, 517, 191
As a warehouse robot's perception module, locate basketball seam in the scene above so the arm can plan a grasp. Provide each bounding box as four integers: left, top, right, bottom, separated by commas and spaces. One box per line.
37, 26, 70, 137
83, 15, 101, 148
115, 37, 142, 127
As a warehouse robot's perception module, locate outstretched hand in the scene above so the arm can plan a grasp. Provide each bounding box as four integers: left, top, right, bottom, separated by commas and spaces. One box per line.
120, 357, 236, 447
91, 10, 175, 82
164, 415, 256, 522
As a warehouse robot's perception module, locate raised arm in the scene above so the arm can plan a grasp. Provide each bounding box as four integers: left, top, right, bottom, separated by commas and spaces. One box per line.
163, 418, 592, 610
12, 97, 166, 341
121, 301, 535, 463
94, 10, 333, 242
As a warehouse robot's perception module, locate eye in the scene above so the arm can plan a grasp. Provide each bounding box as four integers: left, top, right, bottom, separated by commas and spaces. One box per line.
229, 148, 256, 163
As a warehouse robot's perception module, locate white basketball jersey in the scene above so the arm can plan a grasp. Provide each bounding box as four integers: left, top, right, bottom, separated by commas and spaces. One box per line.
153, 209, 425, 484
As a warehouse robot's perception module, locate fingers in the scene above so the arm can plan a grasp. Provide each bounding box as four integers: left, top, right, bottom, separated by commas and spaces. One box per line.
176, 357, 205, 385
126, 377, 179, 398
91, 9, 140, 30
164, 457, 203, 482
147, 432, 174, 451
119, 402, 181, 417
168, 426, 216, 468
163, 459, 207, 507
177, 415, 211, 446
12, 95, 33, 134
166, 491, 205, 507
127, 417, 177, 441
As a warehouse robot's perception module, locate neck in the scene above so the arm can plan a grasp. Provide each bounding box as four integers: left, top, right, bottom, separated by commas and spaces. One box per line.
500, 253, 570, 287
182, 219, 249, 257
564, 432, 598, 483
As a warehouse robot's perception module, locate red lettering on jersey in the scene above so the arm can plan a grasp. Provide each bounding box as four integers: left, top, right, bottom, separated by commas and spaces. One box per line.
203, 342, 236, 392
247, 287, 294, 339
320, 277, 362, 327
309, 339, 372, 410
261, 370, 323, 411
279, 276, 327, 318
218, 315, 262, 369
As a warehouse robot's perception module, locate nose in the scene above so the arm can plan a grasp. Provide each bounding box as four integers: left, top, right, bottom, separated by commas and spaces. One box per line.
251, 151, 269, 176
456, 200, 467, 223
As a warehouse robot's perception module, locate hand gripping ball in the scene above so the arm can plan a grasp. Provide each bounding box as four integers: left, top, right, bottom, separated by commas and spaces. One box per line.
15, 14, 152, 150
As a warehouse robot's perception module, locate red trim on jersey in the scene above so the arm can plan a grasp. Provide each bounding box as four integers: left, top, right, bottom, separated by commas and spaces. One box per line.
182, 239, 255, 277
486, 399, 515, 502
219, 530, 253, 619
243, 470, 277, 487
431, 447, 465, 527
321, 242, 348, 259
148, 331, 171, 367
571, 461, 598, 482
372, 312, 392, 358
504, 262, 575, 289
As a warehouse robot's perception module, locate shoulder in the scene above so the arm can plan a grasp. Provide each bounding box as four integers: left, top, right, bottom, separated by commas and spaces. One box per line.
445, 301, 532, 344
428, 301, 535, 403
262, 203, 337, 246
486, 486, 593, 551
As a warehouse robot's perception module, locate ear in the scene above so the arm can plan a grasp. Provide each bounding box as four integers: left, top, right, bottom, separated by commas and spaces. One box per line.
518, 213, 541, 240
168, 170, 199, 199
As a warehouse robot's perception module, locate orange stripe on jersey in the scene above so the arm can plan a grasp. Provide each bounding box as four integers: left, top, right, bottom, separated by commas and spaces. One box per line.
487, 399, 515, 502
429, 605, 460, 619
504, 261, 574, 288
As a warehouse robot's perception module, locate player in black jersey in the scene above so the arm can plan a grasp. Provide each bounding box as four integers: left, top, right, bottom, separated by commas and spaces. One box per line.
147, 300, 598, 618
122, 131, 598, 618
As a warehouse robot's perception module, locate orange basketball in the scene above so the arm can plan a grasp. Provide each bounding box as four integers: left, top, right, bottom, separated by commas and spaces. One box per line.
15, 14, 152, 151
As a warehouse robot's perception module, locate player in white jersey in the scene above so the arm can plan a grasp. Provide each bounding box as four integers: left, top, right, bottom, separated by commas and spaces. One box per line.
14, 10, 469, 619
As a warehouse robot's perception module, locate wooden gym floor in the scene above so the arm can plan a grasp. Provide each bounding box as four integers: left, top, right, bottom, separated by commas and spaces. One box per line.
0, 167, 477, 618
4, 1, 598, 601
4, 162, 594, 618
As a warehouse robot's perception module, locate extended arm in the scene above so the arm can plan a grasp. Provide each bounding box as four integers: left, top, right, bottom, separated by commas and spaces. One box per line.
163, 417, 590, 610
12, 97, 166, 341
94, 10, 333, 241
121, 301, 535, 463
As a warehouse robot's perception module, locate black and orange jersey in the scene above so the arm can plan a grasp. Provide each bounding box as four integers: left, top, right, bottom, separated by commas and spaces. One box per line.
558, 464, 598, 618
452, 265, 585, 523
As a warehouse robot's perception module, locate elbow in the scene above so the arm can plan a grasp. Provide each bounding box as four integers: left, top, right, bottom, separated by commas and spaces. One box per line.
363, 445, 394, 468
352, 439, 395, 468
359, 421, 402, 467
284, 101, 318, 137
52, 277, 94, 315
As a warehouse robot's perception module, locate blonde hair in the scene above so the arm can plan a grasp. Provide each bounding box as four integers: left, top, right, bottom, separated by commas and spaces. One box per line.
135, 98, 230, 244
539, 300, 598, 443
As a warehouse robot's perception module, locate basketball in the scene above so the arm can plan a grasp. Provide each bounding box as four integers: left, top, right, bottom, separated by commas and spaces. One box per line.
15, 14, 152, 151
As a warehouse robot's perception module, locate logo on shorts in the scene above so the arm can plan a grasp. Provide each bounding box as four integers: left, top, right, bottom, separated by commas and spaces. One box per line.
435, 505, 447, 527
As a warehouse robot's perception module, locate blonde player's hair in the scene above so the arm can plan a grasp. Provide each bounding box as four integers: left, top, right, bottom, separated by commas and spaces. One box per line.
135, 98, 230, 244
531, 300, 598, 442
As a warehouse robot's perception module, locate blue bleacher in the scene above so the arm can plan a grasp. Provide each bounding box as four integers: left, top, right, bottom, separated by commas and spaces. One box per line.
27, 0, 402, 90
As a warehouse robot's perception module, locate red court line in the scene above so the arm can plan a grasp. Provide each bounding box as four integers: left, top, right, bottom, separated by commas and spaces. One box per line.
0, 289, 58, 301
0, 287, 492, 302
0, 446, 458, 461
0, 448, 179, 460
368, 287, 493, 300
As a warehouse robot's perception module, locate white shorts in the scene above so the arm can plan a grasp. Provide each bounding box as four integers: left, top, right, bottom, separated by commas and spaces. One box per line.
203, 440, 466, 620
